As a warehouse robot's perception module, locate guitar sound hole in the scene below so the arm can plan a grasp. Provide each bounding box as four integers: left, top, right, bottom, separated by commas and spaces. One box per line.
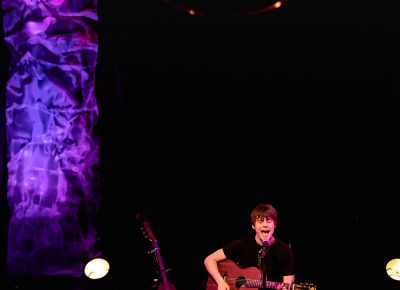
236, 276, 246, 289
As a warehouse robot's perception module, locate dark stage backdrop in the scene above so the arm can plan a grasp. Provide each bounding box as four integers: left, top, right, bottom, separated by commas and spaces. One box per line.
0, 1, 397, 290
95, 1, 397, 290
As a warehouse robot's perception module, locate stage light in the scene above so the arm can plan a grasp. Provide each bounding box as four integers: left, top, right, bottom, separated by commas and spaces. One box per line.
160, 0, 289, 17
84, 258, 110, 280
386, 258, 400, 281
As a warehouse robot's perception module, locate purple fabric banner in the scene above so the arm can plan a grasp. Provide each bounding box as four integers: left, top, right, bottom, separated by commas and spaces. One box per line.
2, 0, 100, 278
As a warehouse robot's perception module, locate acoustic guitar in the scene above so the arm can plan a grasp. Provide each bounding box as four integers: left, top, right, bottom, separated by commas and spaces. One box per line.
206, 259, 316, 290
137, 213, 176, 290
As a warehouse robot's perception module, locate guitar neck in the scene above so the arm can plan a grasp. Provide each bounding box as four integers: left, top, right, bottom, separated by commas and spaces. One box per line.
245, 280, 316, 290
245, 279, 285, 289
153, 241, 171, 290
143, 221, 171, 290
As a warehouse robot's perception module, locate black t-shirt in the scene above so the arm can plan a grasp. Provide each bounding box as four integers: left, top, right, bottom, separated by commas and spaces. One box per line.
222, 236, 295, 282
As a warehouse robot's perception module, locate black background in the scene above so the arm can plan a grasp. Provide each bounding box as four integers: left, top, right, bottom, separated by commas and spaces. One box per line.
95, 1, 397, 290
1, 0, 397, 289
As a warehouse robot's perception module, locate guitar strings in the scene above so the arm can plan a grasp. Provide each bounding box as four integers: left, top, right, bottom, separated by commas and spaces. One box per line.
221, 277, 316, 290
222, 276, 284, 288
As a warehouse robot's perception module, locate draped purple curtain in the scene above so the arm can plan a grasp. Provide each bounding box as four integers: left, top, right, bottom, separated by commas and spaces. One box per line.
2, 0, 100, 278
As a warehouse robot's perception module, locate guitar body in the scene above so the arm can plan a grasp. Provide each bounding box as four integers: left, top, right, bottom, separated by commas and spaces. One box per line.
206, 259, 262, 290
206, 259, 317, 290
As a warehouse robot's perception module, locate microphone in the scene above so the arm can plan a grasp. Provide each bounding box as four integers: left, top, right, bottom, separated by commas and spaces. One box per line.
261, 238, 269, 257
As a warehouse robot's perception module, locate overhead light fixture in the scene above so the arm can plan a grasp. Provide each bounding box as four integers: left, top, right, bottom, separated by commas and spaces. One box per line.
160, 0, 289, 17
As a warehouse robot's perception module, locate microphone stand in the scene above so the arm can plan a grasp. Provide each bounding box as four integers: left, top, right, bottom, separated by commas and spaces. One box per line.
259, 242, 269, 290
258, 250, 267, 290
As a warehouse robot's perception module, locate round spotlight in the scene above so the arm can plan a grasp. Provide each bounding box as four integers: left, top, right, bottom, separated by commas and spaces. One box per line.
84, 258, 110, 280
386, 258, 400, 281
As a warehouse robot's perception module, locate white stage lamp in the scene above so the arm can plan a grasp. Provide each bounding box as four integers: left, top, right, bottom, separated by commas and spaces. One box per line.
84, 258, 110, 280
386, 258, 400, 281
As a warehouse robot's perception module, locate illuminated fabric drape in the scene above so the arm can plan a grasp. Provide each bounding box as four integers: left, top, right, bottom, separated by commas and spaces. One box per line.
2, 0, 100, 278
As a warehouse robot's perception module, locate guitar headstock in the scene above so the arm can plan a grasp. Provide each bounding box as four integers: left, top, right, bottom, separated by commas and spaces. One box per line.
136, 212, 158, 248
135, 213, 175, 290
293, 282, 317, 290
